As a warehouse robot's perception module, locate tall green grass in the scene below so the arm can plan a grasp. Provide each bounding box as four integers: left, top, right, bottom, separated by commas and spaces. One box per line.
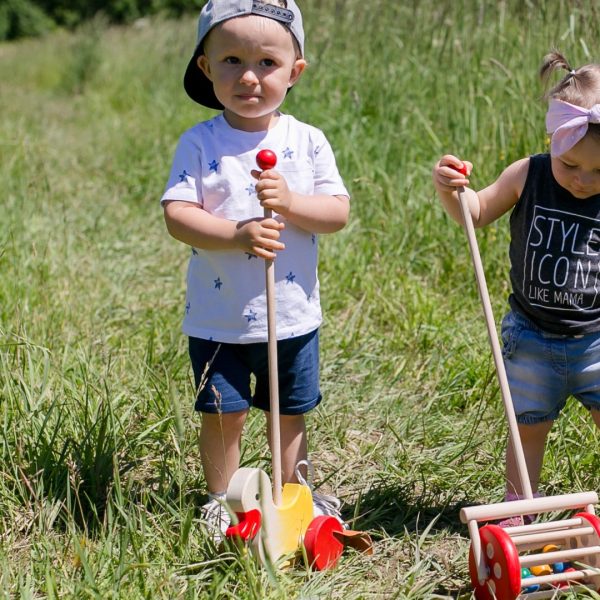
1, 0, 600, 597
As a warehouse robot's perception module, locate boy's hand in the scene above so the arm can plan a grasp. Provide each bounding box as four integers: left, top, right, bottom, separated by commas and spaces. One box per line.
235, 217, 285, 260
433, 154, 472, 193
252, 169, 294, 215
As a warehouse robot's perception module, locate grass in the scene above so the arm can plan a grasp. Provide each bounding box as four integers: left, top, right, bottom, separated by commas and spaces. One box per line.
1, 0, 600, 597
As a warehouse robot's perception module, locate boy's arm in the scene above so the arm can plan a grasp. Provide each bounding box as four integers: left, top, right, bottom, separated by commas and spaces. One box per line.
276, 192, 350, 233
433, 155, 529, 228
163, 200, 285, 260
253, 169, 349, 233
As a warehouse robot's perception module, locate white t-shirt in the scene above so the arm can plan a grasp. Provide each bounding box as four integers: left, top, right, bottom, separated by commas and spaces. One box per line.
161, 113, 349, 343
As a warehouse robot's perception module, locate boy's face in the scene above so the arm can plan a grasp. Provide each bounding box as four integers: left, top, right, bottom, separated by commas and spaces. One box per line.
551, 133, 600, 199
197, 15, 306, 132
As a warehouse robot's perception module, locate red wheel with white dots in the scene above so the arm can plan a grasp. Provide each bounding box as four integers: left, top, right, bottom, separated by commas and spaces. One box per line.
469, 524, 521, 600
304, 515, 344, 570
573, 512, 600, 590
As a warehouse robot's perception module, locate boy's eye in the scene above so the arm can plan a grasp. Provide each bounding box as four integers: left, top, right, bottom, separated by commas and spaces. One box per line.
225, 56, 240, 64
260, 58, 276, 67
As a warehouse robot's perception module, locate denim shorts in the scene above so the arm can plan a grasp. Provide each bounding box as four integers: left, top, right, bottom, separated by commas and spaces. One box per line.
188, 329, 321, 415
501, 310, 600, 424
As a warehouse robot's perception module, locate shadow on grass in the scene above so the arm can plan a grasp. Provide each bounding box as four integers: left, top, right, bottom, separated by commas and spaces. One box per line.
345, 482, 474, 537
343, 483, 479, 598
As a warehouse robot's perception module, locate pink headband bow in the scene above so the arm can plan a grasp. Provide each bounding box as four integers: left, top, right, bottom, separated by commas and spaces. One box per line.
546, 99, 600, 156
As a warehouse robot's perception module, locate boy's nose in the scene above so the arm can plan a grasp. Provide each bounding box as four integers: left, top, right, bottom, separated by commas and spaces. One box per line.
240, 69, 259, 85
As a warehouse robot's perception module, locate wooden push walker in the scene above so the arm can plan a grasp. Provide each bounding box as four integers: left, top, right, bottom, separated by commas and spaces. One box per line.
456, 175, 600, 599
223, 150, 373, 570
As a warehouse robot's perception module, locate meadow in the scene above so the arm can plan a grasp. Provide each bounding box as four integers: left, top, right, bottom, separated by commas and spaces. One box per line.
1, 0, 600, 597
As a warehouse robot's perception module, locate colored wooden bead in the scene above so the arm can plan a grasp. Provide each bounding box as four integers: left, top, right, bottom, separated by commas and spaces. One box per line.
530, 563, 552, 576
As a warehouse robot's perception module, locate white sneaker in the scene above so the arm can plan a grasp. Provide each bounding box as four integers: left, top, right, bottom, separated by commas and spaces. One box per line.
201, 495, 231, 543
313, 491, 346, 523
295, 460, 348, 529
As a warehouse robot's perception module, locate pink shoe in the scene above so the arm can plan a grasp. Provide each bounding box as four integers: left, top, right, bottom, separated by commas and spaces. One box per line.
496, 513, 535, 528
495, 491, 541, 528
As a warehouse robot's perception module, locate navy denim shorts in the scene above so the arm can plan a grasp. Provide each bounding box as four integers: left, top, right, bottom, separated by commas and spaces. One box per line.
501, 310, 600, 424
189, 329, 321, 415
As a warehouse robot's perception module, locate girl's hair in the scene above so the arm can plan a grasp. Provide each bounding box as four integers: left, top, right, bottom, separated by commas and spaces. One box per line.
540, 50, 600, 107
541, 50, 600, 140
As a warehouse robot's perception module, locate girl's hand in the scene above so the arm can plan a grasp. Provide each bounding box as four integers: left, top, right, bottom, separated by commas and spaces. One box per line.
252, 169, 293, 215
234, 217, 285, 260
433, 154, 473, 193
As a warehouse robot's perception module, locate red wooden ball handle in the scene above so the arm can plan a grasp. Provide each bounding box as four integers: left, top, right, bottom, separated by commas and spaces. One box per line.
455, 162, 468, 176
256, 149, 277, 170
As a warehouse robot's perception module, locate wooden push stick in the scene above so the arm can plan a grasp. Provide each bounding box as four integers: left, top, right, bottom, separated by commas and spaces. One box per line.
455, 183, 533, 500
256, 149, 282, 506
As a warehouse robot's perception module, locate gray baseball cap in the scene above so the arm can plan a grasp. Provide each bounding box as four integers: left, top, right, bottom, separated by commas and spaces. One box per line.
184, 0, 305, 109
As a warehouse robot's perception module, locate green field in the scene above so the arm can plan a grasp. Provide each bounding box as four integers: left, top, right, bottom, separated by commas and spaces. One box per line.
1, 0, 600, 597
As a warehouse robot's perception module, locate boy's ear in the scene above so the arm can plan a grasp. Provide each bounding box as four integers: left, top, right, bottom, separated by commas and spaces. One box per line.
288, 58, 307, 87
197, 55, 212, 80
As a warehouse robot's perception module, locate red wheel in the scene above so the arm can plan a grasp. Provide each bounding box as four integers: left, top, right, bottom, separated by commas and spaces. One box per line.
304, 515, 344, 570
468, 524, 521, 600
574, 512, 600, 590
575, 512, 600, 540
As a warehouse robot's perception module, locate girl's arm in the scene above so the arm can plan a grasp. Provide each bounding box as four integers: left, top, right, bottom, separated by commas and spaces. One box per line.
163, 200, 285, 260
433, 155, 530, 228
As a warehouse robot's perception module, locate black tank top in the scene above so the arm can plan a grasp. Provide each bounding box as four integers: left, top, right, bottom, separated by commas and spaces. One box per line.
508, 153, 600, 334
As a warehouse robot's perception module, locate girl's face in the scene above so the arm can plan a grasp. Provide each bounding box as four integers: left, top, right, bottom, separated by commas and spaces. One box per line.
551, 133, 600, 199
198, 15, 306, 132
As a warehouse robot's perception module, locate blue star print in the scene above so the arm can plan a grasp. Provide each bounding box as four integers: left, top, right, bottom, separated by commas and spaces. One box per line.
178, 169, 190, 182
245, 252, 258, 260
245, 310, 257, 322
208, 160, 219, 173
286, 272, 296, 284
283, 147, 293, 159
246, 183, 256, 195
214, 277, 223, 290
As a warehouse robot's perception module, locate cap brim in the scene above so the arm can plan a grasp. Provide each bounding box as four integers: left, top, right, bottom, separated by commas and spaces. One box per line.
183, 52, 224, 110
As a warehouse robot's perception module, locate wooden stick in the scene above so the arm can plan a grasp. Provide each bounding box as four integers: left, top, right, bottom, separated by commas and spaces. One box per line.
511, 525, 596, 547
460, 491, 598, 523
456, 186, 533, 499
468, 518, 487, 584
519, 545, 600, 567
264, 206, 282, 506
520, 585, 596, 600
521, 569, 598, 591
524, 568, 599, 587
506, 516, 586, 537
